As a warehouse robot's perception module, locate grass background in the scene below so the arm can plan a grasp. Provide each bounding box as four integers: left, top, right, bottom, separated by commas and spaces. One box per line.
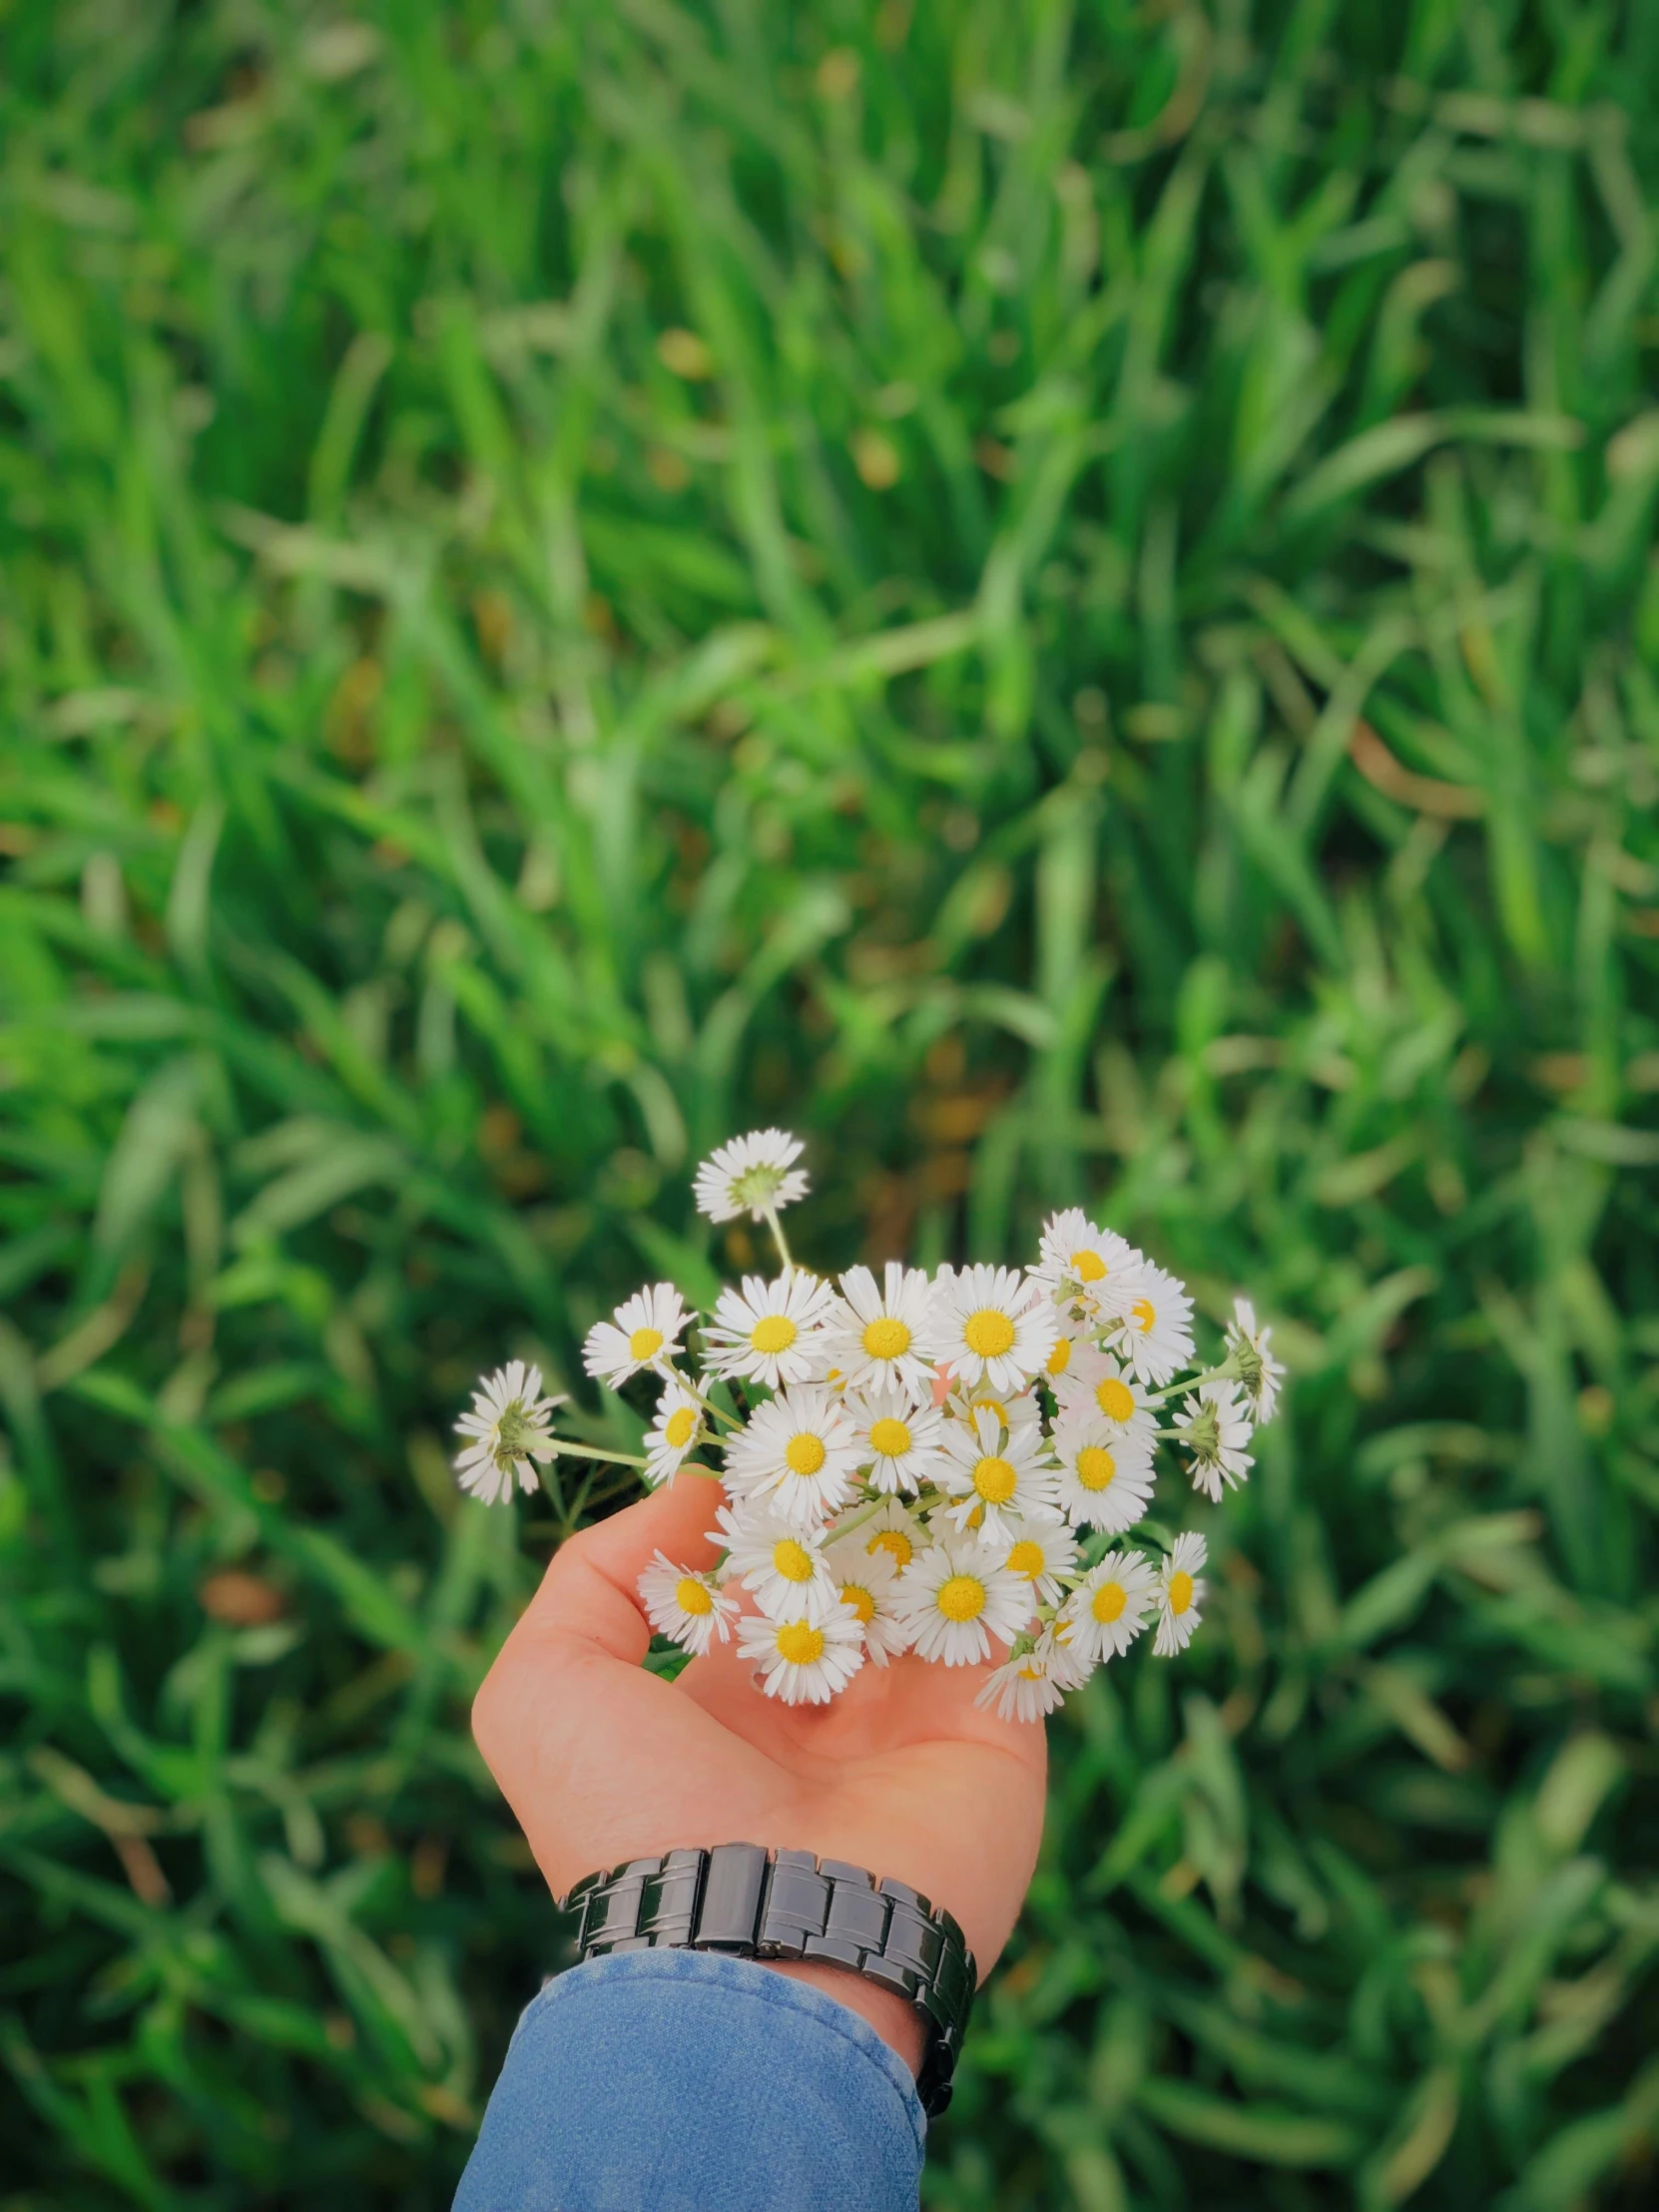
2, 1, 1658, 2205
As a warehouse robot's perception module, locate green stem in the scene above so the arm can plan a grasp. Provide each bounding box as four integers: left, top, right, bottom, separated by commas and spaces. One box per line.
675, 1374, 745, 1431
555, 1441, 650, 1468
832, 1482, 942, 1542
764, 1204, 794, 1271
830, 1494, 894, 1541
1145, 1363, 1231, 1406
649, 1341, 748, 1431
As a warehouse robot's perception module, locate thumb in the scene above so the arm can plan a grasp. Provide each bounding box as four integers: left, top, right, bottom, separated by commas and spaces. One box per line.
513, 1465, 725, 1663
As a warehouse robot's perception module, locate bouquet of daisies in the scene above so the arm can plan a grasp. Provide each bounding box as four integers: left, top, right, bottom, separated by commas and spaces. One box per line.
454, 1130, 1283, 1720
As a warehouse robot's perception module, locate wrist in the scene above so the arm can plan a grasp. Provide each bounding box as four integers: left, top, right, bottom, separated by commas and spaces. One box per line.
556, 1844, 975, 2114
755, 1957, 927, 2076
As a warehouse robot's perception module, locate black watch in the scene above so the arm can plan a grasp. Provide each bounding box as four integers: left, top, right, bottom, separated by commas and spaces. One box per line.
558, 1842, 977, 2117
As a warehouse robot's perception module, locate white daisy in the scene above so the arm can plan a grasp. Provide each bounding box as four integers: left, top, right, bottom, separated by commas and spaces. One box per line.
703, 1270, 838, 1389
1038, 1312, 1088, 1386
453, 1361, 565, 1503
1154, 1530, 1207, 1655
638, 1551, 739, 1655
739, 1605, 864, 1704
711, 1502, 842, 1624
1033, 1619, 1095, 1690
999, 1515, 1080, 1608
723, 1383, 862, 1526
823, 1533, 910, 1664
844, 1496, 924, 1577
1060, 1549, 1159, 1662
1051, 1346, 1159, 1451
1050, 1412, 1156, 1534
895, 1537, 1033, 1665
936, 1406, 1059, 1547
846, 1382, 945, 1494
582, 1283, 691, 1388
943, 1378, 1043, 1443
693, 1128, 810, 1223
820, 1262, 937, 1397
1099, 1262, 1194, 1387
643, 1379, 706, 1485
1030, 1209, 1144, 1303
1226, 1297, 1286, 1420
1173, 1379, 1254, 1501
922, 1264, 1058, 1393
974, 1646, 1070, 1723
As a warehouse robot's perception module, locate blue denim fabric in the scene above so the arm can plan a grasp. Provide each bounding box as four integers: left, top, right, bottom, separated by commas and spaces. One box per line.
453, 1947, 926, 2212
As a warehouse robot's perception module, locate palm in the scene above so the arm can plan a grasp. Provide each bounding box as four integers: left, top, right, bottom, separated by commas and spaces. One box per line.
474, 1471, 1046, 1970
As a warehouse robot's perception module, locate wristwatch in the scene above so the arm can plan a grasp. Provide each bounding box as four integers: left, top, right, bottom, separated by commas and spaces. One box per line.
558, 1842, 977, 2117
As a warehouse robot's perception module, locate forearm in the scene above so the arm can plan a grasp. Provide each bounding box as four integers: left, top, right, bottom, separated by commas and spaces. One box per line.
454, 1948, 925, 2212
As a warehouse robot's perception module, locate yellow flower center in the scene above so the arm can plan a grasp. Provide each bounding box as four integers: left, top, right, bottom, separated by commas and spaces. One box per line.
1017, 1662, 1044, 1681
751, 1314, 799, 1356
861, 1317, 911, 1360
937, 1573, 986, 1623
664, 1406, 697, 1448
772, 1539, 815, 1583
1131, 1298, 1156, 1334
840, 1582, 875, 1625
867, 1416, 912, 1458
676, 1577, 714, 1616
1075, 1444, 1116, 1490
1168, 1570, 1194, 1615
972, 1454, 1017, 1503
785, 1431, 827, 1477
1074, 1249, 1106, 1282
776, 1621, 826, 1665
971, 1394, 1008, 1427
1006, 1539, 1046, 1581
1096, 1378, 1135, 1422
963, 1308, 1016, 1359
1046, 1336, 1071, 1377
1092, 1580, 1127, 1624
629, 1326, 665, 1361
868, 1529, 912, 1568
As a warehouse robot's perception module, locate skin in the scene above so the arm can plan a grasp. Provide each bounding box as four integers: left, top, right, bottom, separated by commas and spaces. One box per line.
472, 1467, 1048, 2072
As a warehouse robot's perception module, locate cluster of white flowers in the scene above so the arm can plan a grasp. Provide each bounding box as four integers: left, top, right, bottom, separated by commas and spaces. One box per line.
455, 1130, 1284, 1720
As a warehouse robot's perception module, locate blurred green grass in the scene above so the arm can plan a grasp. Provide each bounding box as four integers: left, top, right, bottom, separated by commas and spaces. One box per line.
2, 1, 1658, 2205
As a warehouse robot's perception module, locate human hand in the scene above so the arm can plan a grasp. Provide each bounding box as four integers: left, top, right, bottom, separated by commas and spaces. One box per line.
471, 1469, 1047, 2068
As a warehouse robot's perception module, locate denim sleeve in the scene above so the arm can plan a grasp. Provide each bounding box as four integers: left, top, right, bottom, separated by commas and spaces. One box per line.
453, 1946, 926, 2212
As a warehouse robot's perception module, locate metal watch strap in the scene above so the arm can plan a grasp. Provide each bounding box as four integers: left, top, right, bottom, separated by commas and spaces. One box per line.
558, 1843, 976, 2117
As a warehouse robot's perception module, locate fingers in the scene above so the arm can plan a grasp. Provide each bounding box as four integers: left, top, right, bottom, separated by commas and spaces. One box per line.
514, 1468, 725, 1663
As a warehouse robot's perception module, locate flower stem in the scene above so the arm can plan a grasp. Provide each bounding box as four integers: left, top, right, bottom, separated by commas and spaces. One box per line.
555, 1441, 650, 1468
830, 1496, 890, 1540
764, 1205, 794, 1271
674, 1375, 744, 1431
1145, 1364, 1230, 1406
831, 1480, 943, 1543
642, 1350, 744, 1432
